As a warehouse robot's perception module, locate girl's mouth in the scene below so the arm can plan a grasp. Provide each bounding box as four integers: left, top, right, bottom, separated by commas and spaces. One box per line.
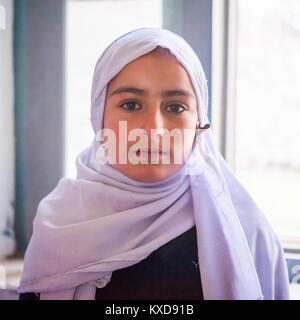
134, 150, 169, 162
136, 150, 163, 156
136, 150, 164, 156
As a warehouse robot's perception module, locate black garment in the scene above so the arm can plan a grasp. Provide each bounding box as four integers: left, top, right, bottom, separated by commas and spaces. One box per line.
19, 225, 203, 300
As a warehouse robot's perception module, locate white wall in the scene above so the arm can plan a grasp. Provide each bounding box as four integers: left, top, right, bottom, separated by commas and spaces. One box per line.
0, 0, 16, 258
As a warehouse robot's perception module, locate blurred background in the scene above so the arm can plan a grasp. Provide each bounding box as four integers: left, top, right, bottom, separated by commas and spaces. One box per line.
0, 0, 299, 298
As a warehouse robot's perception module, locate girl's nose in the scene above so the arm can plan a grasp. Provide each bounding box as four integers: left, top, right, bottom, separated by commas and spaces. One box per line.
143, 107, 166, 138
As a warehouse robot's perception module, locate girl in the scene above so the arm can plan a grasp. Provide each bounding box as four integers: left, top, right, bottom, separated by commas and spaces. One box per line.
18, 27, 290, 300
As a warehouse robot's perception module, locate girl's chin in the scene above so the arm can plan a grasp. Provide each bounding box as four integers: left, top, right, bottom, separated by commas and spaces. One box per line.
113, 163, 183, 183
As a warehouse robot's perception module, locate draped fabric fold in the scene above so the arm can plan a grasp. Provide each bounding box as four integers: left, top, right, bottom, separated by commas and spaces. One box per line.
17, 27, 290, 300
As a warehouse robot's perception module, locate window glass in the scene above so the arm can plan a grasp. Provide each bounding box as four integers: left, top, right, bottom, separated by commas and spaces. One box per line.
234, 0, 300, 238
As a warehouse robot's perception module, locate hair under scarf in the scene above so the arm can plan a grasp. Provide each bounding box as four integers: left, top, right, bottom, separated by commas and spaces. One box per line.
17, 27, 290, 300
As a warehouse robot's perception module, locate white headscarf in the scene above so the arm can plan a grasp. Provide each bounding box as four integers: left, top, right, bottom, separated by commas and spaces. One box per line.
17, 27, 290, 300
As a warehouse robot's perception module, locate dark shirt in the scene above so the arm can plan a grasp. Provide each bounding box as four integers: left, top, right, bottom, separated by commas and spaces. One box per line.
19, 225, 203, 300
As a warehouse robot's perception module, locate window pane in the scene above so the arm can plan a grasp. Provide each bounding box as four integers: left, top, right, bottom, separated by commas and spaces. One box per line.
234, 0, 300, 238
65, 0, 163, 178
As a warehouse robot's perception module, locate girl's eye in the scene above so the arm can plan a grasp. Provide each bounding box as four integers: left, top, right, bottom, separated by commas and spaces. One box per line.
166, 104, 186, 113
120, 101, 186, 113
120, 101, 142, 112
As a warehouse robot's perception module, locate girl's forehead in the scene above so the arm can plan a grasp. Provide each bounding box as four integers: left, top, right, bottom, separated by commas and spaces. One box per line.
106, 53, 195, 93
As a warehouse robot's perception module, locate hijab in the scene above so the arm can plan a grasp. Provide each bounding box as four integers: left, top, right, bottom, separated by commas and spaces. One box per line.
17, 27, 290, 300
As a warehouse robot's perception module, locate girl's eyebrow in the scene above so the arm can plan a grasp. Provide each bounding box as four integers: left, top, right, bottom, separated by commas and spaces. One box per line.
109, 87, 195, 99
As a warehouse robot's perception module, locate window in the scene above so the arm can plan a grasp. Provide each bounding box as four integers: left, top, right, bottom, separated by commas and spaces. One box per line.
212, 0, 300, 242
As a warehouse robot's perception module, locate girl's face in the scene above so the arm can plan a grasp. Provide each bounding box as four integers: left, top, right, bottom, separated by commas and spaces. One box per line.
103, 49, 198, 182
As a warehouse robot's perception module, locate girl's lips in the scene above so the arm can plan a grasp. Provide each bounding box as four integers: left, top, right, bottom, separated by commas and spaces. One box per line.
135, 150, 168, 158
131, 150, 170, 163
136, 150, 164, 155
